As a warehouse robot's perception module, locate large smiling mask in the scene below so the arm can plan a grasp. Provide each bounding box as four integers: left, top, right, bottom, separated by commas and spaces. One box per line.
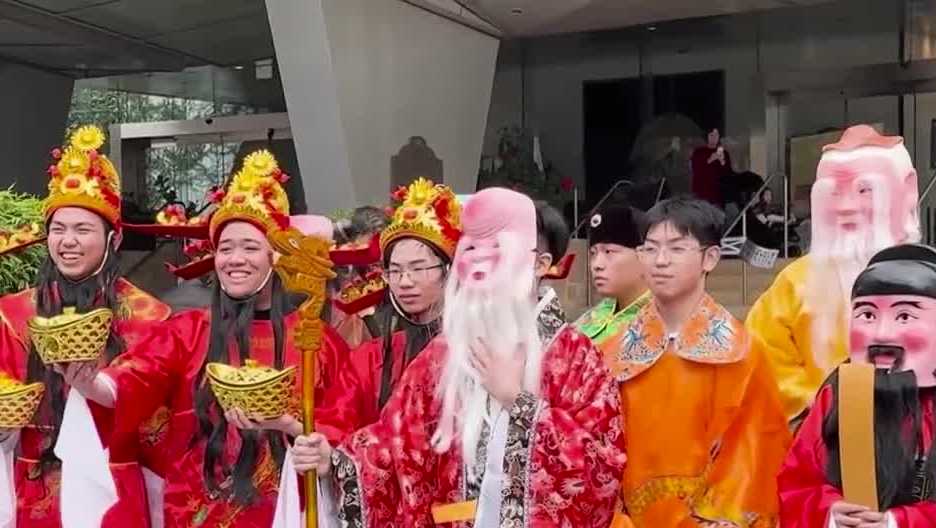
849, 244, 936, 387
453, 187, 537, 294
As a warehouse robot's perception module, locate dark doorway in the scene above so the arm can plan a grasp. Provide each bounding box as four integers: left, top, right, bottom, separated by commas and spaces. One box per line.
583, 70, 725, 211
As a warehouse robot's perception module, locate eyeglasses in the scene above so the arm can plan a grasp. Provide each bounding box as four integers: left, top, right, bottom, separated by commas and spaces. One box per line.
385, 264, 445, 284
636, 244, 708, 261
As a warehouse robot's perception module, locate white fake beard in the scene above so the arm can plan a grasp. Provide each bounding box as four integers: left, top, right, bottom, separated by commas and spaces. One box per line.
431, 264, 542, 479
805, 191, 897, 369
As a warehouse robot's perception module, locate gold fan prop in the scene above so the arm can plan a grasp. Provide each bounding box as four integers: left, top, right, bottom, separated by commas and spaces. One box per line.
0, 374, 44, 428
269, 226, 335, 528
27, 307, 112, 365
206, 360, 297, 420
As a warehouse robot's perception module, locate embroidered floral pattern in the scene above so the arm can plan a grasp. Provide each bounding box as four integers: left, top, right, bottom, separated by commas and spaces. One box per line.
536, 286, 567, 344
612, 294, 747, 381
334, 449, 364, 528
500, 390, 539, 526
575, 292, 651, 346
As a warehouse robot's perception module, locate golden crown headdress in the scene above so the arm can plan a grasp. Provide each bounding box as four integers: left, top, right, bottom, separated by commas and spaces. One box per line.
380, 178, 462, 258
45, 125, 122, 229
209, 150, 291, 244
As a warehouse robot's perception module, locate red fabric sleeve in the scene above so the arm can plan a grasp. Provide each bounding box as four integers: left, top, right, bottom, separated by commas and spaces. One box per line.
527, 327, 627, 527
778, 384, 843, 527
105, 310, 206, 434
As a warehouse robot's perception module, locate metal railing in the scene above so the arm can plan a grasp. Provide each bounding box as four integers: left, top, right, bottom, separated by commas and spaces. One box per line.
719, 171, 790, 304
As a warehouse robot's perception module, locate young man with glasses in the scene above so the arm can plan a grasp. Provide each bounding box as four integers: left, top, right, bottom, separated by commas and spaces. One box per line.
607, 197, 790, 528
315, 178, 462, 444
575, 204, 650, 352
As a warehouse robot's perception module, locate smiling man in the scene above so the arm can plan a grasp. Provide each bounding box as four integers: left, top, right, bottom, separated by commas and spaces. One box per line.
0, 125, 170, 527
608, 197, 790, 528
779, 244, 936, 527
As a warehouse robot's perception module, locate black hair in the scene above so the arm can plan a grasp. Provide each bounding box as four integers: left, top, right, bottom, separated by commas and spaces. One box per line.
349, 206, 389, 241
821, 369, 936, 510
27, 221, 124, 478
193, 274, 290, 506
376, 237, 449, 408
534, 200, 570, 263
642, 196, 726, 247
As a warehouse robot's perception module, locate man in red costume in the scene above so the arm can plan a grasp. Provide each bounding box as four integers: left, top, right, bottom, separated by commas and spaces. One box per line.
316, 178, 461, 444
76, 149, 349, 527
294, 187, 626, 527
0, 125, 170, 527
779, 244, 936, 527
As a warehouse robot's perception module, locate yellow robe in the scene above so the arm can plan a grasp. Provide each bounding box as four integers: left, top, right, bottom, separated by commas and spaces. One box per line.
744, 256, 848, 422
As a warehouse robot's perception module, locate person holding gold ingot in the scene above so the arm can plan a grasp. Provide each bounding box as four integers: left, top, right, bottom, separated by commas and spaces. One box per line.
0, 125, 171, 527
71, 150, 349, 527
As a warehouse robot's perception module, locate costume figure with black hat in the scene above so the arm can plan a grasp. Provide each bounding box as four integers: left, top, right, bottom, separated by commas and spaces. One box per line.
0, 125, 171, 527
70, 149, 350, 527
575, 203, 650, 352
779, 244, 936, 527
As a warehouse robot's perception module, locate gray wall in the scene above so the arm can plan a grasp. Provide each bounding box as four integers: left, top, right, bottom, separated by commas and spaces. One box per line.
0, 61, 75, 195
483, 0, 904, 200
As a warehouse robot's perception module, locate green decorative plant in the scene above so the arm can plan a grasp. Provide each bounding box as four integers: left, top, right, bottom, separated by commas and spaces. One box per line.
0, 189, 46, 295
477, 126, 574, 208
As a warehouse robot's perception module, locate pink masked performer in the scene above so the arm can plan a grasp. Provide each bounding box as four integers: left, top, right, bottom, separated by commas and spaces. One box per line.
779, 244, 936, 526
746, 125, 921, 422
292, 187, 626, 527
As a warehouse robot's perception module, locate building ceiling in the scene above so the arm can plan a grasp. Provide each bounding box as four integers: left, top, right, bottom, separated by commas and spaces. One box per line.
0, 0, 273, 76
460, 0, 836, 37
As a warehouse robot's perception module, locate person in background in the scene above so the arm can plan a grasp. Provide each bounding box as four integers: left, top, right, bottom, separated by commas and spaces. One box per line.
610, 197, 790, 527
329, 205, 390, 347
533, 200, 570, 343
575, 204, 650, 352
690, 128, 732, 208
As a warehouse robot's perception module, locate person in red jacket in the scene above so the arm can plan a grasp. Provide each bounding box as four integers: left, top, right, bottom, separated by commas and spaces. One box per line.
71, 149, 349, 527
315, 178, 461, 444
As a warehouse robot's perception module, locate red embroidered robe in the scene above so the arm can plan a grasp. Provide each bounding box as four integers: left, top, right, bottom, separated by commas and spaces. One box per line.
330, 325, 626, 527
779, 381, 936, 526
106, 308, 348, 528
0, 278, 170, 527
316, 331, 408, 444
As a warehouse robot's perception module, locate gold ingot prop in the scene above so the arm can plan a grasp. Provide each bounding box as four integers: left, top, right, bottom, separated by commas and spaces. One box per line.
0, 374, 43, 429
27, 307, 112, 365
206, 359, 296, 420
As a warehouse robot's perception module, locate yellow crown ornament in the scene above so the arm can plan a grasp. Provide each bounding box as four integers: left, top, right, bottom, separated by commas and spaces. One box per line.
27, 307, 113, 365
206, 359, 296, 420
0, 373, 44, 428
208, 150, 291, 244
45, 125, 122, 229
381, 178, 462, 258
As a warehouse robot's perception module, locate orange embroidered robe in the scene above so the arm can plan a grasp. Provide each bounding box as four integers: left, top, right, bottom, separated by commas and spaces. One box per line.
105, 308, 349, 528
0, 278, 170, 527
608, 294, 791, 528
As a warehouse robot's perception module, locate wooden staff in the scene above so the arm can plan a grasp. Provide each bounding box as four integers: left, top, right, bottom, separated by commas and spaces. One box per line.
270, 227, 336, 528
